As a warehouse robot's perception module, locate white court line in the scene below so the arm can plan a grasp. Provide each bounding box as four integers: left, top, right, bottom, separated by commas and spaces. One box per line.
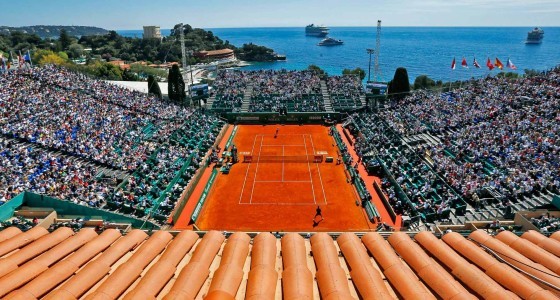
282, 145, 284, 182
255, 180, 312, 183
239, 202, 317, 206
261, 145, 305, 147
239, 135, 258, 204
303, 135, 317, 205
258, 134, 310, 136
310, 134, 328, 206
249, 135, 264, 204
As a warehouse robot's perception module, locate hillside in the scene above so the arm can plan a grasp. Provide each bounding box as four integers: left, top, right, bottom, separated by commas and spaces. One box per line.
0, 25, 108, 38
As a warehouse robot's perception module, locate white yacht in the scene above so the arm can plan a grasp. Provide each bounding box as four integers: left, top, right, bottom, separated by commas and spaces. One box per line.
305, 24, 329, 37
318, 37, 343, 46
525, 27, 544, 44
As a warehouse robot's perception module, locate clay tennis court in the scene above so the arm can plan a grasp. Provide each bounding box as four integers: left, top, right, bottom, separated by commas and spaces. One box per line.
194, 125, 372, 231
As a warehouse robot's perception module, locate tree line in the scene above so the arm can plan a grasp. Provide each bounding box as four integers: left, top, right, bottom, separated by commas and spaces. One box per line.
0, 23, 279, 81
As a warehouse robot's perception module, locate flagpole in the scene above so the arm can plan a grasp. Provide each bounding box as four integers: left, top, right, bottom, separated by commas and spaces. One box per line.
449, 73, 452, 92
470, 55, 473, 85
27, 50, 33, 68
449, 68, 452, 92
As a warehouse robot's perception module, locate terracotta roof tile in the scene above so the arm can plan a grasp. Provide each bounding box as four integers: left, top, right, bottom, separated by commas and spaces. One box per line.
0, 226, 48, 257
521, 230, 560, 258
0, 227, 22, 243
0, 228, 559, 299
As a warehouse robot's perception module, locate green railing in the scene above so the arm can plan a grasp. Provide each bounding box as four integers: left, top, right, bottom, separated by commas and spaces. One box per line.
224, 112, 341, 124
191, 169, 218, 222
0, 192, 159, 229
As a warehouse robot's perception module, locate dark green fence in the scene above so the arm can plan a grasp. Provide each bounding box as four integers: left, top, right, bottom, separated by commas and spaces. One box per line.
0, 192, 159, 229
224, 112, 341, 124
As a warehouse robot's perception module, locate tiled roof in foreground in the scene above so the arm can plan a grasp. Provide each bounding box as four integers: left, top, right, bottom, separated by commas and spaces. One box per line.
0, 227, 559, 299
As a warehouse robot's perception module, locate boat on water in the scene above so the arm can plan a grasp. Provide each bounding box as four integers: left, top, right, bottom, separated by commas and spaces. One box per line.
305, 24, 329, 37
318, 37, 343, 46
526, 27, 544, 44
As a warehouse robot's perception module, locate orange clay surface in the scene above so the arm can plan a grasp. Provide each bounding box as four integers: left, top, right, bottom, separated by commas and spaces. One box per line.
184, 125, 373, 231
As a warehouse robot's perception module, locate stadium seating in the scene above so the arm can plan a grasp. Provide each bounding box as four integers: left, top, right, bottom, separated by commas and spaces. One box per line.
0, 66, 225, 225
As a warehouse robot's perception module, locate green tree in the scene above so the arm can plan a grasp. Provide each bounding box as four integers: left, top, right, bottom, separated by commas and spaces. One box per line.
39, 53, 66, 65
308, 64, 326, 75
496, 71, 519, 79
167, 64, 186, 102
130, 63, 167, 80
388, 67, 411, 99
89, 61, 122, 80
59, 29, 71, 50
148, 75, 163, 100
234, 43, 275, 61
122, 68, 139, 81
57, 52, 68, 60
413, 75, 436, 90
342, 68, 366, 81
33, 49, 56, 63
68, 43, 84, 58
524, 69, 540, 77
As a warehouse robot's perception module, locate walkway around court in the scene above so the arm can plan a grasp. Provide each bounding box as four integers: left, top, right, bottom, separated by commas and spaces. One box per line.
336, 124, 403, 229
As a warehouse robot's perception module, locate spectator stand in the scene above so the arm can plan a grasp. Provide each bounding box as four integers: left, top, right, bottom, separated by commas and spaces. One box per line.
327, 75, 366, 112
348, 112, 468, 227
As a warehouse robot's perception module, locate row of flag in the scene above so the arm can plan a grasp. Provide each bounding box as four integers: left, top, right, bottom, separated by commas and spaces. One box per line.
0, 50, 32, 71
451, 57, 516, 71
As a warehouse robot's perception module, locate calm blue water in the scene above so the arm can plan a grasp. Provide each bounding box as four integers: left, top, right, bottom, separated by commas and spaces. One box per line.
118, 27, 560, 82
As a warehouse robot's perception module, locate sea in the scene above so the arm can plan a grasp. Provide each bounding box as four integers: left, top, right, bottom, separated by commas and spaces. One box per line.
117, 27, 560, 82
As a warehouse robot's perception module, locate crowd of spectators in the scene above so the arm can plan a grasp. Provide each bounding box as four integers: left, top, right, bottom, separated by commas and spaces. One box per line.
0, 66, 225, 224
530, 214, 560, 233
1, 66, 192, 170
349, 113, 462, 221
327, 75, 365, 110
108, 112, 223, 220
350, 67, 560, 224
210, 69, 326, 112
211, 70, 249, 112
249, 70, 323, 112
0, 137, 110, 207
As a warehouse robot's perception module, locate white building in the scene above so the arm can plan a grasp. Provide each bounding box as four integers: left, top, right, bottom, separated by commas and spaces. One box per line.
143, 26, 162, 40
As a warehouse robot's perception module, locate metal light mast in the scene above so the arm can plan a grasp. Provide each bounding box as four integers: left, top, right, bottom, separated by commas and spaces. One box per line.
179, 23, 191, 102
374, 20, 381, 82
179, 23, 187, 76
366, 49, 374, 82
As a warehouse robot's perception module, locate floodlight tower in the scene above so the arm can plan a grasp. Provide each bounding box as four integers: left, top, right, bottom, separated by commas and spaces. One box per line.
179, 23, 187, 76
374, 20, 381, 82
179, 23, 192, 101
366, 48, 374, 82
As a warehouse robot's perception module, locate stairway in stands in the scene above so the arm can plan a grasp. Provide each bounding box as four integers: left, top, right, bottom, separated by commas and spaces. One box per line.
359, 94, 367, 107
320, 81, 334, 113
240, 85, 253, 112
206, 95, 216, 109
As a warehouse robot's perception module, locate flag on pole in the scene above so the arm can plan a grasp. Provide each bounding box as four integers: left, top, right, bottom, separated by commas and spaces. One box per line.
461, 57, 468, 68
473, 57, 481, 68
24, 50, 32, 66
486, 58, 494, 70
451, 57, 456, 70
18, 50, 24, 66
495, 57, 504, 70
6, 52, 11, 69
506, 58, 517, 70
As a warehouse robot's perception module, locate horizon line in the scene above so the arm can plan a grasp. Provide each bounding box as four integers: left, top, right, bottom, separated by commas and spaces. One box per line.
114, 25, 558, 30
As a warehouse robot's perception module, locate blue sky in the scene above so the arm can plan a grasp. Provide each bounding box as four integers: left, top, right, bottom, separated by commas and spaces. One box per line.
4, 0, 560, 29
